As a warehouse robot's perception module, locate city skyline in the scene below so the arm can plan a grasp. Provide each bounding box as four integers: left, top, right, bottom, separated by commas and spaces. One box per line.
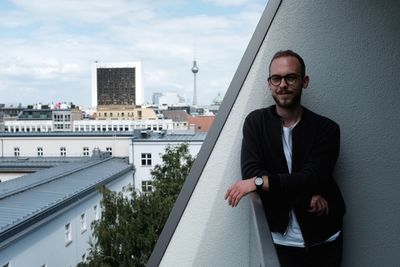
0, 0, 267, 107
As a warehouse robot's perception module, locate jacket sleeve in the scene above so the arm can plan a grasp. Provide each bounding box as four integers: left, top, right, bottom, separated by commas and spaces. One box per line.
268, 119, 340, 196
240, 112, 270, 180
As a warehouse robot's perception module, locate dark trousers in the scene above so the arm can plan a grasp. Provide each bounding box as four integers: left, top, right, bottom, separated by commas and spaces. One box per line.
274, 233, 343, 267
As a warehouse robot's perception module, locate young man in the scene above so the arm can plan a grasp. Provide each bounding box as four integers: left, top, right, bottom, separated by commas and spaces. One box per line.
225, 50, 346, 266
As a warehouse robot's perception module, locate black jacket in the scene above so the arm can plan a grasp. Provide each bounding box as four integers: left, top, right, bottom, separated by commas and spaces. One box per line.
241, 105, 345, 245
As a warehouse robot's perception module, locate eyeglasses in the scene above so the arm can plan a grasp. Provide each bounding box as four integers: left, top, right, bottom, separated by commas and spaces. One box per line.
268, 74, 301, 86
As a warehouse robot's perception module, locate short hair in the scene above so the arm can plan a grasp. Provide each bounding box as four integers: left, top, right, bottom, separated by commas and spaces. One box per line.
269, 50, 306, 78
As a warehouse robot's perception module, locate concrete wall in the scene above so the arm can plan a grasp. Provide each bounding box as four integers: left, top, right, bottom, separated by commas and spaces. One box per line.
160, 0, 400, 266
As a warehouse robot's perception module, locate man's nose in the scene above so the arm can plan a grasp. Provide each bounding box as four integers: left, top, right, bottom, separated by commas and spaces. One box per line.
279, 77, 288, 88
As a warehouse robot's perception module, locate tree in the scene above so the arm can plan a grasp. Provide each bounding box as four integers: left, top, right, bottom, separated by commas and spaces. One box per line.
79, 143, 195, 267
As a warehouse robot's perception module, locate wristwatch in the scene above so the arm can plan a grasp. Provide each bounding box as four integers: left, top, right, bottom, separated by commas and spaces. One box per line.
254, 176, 264, 192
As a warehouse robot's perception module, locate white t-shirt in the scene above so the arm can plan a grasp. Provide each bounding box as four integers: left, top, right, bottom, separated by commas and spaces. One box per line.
271, 123, 340, 247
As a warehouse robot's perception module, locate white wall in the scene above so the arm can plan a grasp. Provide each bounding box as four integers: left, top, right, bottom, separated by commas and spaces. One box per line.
0, 136, 131, 157
132, 141, 203, 192
0, 170, 133, 267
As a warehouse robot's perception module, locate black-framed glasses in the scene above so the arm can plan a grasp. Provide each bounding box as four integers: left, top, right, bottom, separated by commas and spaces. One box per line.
268, 74, 301, 86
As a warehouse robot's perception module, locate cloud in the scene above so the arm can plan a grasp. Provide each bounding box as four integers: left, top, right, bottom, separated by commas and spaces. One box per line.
1, 0, 266, 106
202, 0, 251, 7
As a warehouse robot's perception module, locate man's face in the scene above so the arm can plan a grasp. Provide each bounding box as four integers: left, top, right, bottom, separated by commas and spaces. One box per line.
268, 56, 309, 109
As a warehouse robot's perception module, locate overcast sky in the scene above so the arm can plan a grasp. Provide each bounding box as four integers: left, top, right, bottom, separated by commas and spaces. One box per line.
0, 0, 267, 107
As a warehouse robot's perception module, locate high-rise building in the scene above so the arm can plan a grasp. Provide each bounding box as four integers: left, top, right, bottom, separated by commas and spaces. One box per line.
91, 62, 143, 108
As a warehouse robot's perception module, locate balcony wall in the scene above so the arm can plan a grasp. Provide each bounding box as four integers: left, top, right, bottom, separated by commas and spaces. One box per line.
149, 0, 400, 266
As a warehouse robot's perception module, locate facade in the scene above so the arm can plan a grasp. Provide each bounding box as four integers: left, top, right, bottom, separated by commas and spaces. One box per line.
4, 109, 83, 133
3, 119, 173, 133
91, 62, 143, 107
129, 130, 206, 193
0, 157, 134, 267
0, 132, 133, 158
52, 109, 83, 131
72, 119, 173, 133
96, 105, 157, 120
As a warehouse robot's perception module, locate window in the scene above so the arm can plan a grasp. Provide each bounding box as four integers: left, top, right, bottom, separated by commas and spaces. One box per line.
80, 213, 86, 232
106, 147, 112, 156
65, 223, 72, 245
83, 147, 89, 156
60, 147, 66, 157
142, 180, 153, 193
141, 153, 152, 166
94, 205, 99, 220
37, 147, 43, 157
14, 147, 20, 157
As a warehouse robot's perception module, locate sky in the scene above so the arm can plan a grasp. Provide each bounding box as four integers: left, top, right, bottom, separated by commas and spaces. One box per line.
0, 0, 267, 107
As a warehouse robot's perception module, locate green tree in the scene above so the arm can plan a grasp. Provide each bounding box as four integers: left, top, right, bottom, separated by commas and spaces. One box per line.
79, 143, 195, 267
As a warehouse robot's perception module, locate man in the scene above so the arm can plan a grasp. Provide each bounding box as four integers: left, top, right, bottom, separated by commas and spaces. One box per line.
225, 50, 345, 266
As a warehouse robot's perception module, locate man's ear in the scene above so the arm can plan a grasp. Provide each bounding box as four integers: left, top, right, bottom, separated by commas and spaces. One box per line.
302, 75, 310, 89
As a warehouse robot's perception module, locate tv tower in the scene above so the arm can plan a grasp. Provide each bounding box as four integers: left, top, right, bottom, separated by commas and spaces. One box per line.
191, 59, 199, 105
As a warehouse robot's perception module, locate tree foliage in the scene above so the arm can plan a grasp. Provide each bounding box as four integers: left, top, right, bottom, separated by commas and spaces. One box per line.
79, 143, 195, 267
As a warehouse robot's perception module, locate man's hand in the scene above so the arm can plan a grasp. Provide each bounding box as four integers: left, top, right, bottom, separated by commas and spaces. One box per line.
309, 195, 329, 216
225, 178, 256, 207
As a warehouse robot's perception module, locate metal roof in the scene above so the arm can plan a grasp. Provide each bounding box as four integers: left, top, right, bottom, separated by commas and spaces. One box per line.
133, 131, 207, 142
0, 157, 133, 247
0, 156, 91, 169
0, 131, 134, 138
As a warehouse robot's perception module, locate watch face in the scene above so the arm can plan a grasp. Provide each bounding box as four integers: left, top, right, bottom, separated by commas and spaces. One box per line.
255, 177, 263, 186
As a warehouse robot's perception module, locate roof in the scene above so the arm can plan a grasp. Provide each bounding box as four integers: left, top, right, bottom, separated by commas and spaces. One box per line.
0, 157, 93, 172
132, 130, 207, 142
162, 110, 190, 121
0, 157, 133, 248
187, 116, 215, 132
0, 131, 134, 138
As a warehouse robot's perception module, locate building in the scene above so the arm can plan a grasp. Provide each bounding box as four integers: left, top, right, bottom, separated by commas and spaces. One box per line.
0, 156, 134, 267
91, 62, 143, 107
0, 132, 134, 158
3, 118, 173, 133
0, 127, 206, 266
129, 130, 206, 193
0, 129, 204, 182
96, 105, 157, 120
72, 119, 173, 133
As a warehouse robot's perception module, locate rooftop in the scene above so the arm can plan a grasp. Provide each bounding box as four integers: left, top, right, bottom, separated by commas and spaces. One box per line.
0, 131, 135, 138
0, 157, 133, 247
132, 130, 207, 142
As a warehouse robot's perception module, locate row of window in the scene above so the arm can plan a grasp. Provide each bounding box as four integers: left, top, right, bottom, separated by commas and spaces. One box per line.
2, 205, 100, 267
53, 114, 71, 122
4, 124, 166, 132
13, 147, 113, 157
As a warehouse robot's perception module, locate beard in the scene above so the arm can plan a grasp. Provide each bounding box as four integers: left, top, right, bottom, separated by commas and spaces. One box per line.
272, 89, 302, 109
